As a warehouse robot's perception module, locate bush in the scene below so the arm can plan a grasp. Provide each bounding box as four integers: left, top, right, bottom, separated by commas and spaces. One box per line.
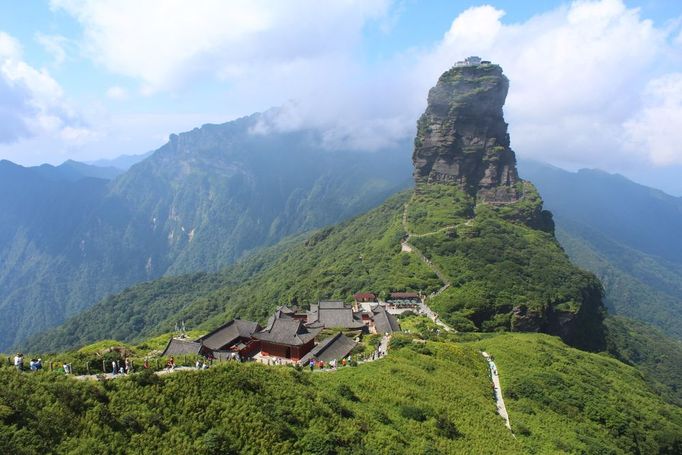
338, 384, 359, 402
436, 414, 461, 439
401, 405, 428, 422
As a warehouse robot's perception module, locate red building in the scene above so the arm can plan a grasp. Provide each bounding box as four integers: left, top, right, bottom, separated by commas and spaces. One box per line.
253, 318, 321, 361
353, 292, 376, 303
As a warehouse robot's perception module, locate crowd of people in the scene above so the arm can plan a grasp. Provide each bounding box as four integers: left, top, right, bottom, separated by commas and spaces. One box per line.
111, 358, 134, 376
12, 353, 43, 371
306, 348, 387, 372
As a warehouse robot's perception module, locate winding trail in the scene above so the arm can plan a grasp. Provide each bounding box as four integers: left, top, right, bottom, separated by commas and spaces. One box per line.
482, 351, 513, 432
401, 199, 454, 332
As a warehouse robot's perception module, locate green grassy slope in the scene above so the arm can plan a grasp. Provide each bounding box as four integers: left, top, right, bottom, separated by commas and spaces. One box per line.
1, 342, 521, 454
469, 333, 682, 454
408, 183, 604, 349
3, 333, 681, 454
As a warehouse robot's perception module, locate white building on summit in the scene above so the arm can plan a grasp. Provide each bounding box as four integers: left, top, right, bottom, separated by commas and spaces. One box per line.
455, 56, 485, 67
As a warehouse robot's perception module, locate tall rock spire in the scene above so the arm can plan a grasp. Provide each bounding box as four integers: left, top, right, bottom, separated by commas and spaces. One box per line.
412, 60, 521, 203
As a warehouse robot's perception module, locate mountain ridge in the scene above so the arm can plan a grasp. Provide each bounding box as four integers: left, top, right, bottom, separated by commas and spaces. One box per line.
25, 61, 606, 352
0, 115, 413, 350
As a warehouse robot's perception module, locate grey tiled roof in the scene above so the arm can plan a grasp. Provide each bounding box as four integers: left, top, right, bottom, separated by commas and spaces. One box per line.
307, 301, 365, 329
265, 305, 301, 331
253, 318, 321, 346
373, 306, 401, 334
161, 338, 203, 356
299, 332, 357, 365
196, 319, 261, 351
389, 292, 420, 300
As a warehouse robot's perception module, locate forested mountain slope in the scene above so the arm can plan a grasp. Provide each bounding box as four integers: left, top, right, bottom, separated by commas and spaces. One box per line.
27, 62, 606, 353
0, 116, 412, 350
521, 161, 682, 339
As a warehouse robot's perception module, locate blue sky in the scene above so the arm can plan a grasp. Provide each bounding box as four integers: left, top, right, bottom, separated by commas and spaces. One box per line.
1, 1, 681, 194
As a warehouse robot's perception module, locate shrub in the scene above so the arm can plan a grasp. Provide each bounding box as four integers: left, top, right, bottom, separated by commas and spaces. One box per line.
401, 405, 428, 422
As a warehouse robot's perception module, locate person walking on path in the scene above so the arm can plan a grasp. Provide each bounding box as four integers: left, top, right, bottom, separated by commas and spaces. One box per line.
309, 359, 315, 372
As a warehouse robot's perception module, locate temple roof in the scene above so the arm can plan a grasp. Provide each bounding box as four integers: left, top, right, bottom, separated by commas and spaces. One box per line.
196, 319, 261, 351
299, 332, 357, 365
253, 318, 321, 346
307, 301, 365, 329
161, 338, 203, 357
373, 306, 401, 334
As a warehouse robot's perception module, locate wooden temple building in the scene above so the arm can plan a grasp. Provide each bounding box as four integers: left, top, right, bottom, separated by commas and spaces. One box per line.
162, 293, 402, 363
253, 318, 320, 361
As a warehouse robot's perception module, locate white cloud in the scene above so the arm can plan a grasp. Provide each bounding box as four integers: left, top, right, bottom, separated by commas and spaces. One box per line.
106, 85, 128, 100
45, 0, 682, 168
413, 0, 682, 169
623, 73, 682, 165
0, 30, 93, 162
35, 33, 69, 66
52, 0, 389, 92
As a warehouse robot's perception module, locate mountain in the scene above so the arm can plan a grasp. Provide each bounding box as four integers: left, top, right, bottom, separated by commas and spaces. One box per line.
27, 61, 606, 353
0, 116, 412, 351
88, 151, 153, 170
520, 161, 682, 339
605, 316, 682, 406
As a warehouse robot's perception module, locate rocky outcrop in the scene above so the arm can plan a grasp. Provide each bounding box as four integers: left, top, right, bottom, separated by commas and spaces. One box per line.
413, 62, 521, 203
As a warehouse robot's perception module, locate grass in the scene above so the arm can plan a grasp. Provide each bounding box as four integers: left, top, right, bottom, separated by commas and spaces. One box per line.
468, 333, 682, 454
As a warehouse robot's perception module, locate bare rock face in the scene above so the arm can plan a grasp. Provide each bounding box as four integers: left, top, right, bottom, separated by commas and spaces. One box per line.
412, 62, 521, 203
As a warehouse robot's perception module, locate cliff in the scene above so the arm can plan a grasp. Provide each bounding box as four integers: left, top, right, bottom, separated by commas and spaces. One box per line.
413, 62, 521, 203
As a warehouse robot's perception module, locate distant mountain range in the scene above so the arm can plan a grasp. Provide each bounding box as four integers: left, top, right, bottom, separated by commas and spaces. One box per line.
87, 151, 153, 170
5, 122, 681, 351
520, 161, 682, 339
0, 115, 412, 350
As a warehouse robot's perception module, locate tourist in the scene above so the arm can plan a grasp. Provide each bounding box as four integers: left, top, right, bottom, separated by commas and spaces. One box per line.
35, 358, 42, 370
195, 360, 202, 370
14, 353, 23, 371
112, 360, 118, 376
29, 359, 37, 371
125, 358, 132, 374
143, 358, 149, 369
166, 357, 175, 370
319, 360, 325, 369
309, 358, 315, 372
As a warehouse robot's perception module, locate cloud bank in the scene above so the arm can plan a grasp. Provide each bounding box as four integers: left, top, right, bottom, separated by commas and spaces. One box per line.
16, 0, 682, 170
0, 31, 91, 153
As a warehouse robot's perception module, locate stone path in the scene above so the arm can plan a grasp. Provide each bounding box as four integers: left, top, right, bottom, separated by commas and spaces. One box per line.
482, 351, 513, 432
401, 199, 454, 332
